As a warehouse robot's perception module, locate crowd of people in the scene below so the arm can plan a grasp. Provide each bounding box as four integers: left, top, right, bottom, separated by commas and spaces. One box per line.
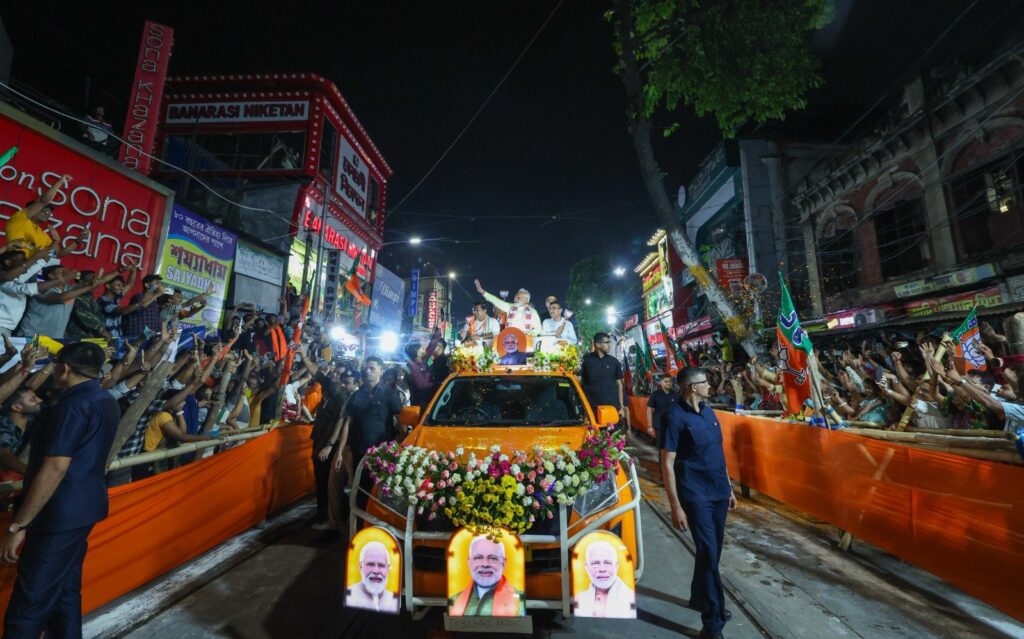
636, 319, 1024, 438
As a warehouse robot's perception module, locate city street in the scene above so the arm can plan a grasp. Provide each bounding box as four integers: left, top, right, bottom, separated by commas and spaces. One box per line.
84, 432, 1024, 639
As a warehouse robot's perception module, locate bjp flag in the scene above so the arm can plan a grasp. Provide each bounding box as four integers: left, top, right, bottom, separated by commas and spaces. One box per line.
951, 307, 986, 371
776, 274, 812, 414
343, 258, 372, 306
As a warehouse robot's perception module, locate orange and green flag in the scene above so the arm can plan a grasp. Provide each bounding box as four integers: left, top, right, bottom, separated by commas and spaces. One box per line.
951, 307, 986, 371
776, 274, 812, 414
343, 258, 371, 306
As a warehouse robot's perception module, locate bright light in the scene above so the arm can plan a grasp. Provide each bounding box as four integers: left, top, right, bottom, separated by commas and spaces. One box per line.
606, 316, 616, 326
329, 325, 347, 341
448, 271, 456, 279
606, 306, 616, 315
584, 298, 592, 306
613, 267, 626, 277
380, 331, 399, 353
409, 237, 422, 245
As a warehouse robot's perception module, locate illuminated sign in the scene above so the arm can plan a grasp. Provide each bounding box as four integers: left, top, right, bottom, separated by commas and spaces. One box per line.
165, 100, 309, 124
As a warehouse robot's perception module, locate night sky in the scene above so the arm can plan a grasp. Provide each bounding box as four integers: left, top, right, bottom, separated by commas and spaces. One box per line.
4, 0, 1017, 315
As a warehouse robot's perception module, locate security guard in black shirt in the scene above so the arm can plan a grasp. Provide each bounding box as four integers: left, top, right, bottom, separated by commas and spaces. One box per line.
580, 332, 624, 422
662, 367, 737, 639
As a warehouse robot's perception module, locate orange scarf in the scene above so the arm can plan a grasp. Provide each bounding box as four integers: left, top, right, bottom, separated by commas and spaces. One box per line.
449, 576, 521, 616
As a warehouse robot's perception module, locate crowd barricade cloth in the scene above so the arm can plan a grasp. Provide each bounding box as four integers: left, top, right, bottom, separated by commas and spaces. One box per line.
716, 411, 1024, 622
0, 424, 314, 617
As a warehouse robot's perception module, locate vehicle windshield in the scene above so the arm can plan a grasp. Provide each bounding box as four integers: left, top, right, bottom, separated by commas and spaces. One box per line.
425, 376, 589, 426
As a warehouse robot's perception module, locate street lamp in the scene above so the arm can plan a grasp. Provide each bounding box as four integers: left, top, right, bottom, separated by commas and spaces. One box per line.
409, 237, 422, 245
584, 298, 592, 305
607, 306, 616, 315
448, 271, 456, 279
613, 266, 626, 277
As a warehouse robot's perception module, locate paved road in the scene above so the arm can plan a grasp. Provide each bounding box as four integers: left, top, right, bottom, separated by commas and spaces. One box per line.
87, 431, 1024, 639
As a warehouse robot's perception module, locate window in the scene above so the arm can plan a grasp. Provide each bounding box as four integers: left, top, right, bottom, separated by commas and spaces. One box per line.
163, 131, 306, 173
367, 177, 380, 226
873, 199, 928, 279
425, 376, 588, 426
947, 151, 1024, 259
817, 233, 858, 292
319, 119, 337, 180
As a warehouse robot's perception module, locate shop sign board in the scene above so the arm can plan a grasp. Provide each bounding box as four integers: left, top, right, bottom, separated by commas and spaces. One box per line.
0, 109, 169, 290
623, 314, 639, 330
1008, 274, 1024, 303
336, 135, 369, 216
408, 269, 420, 317
235, 241, 284, 285
676, 315, 712, 338
158, 205, 236, 332
716, 258, 748, 292
641, 262, 663, 293
904, 286, 1004, 318
427, 290, 438, 329
165, 100, 309, 124
893, 263, 996, 299
118, 20, 174, 174
370, 264, 405, 334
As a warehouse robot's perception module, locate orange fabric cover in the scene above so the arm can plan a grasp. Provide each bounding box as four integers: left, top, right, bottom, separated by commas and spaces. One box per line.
718, 412, 1024, 622
628, 395, 649, 431
0, 425, 313, 617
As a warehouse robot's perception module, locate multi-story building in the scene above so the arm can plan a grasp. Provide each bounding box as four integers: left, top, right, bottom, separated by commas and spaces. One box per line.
792, 38, 1024, 329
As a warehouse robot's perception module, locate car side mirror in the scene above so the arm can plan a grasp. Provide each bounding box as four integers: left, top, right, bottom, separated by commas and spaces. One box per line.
398, 406, 421, 428
596, 405, 619, 427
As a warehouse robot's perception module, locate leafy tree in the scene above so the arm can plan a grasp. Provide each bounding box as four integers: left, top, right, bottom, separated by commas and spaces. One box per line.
608, 0, 831, 355
566, 255, 628, 347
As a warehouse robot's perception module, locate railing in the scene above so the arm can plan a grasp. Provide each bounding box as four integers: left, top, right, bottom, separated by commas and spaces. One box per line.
0, 424, 279, 495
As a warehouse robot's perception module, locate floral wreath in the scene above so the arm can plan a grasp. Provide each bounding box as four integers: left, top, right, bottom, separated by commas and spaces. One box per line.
364, 426, 629, 537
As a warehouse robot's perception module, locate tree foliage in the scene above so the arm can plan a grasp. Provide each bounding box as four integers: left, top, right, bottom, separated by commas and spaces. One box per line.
565, 255, 628, 347
613, 0, 832, 135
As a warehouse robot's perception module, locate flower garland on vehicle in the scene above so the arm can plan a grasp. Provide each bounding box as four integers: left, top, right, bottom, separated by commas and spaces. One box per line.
364, 426, 628, 537
531, 343, 580, 373
451, 344, 500, 373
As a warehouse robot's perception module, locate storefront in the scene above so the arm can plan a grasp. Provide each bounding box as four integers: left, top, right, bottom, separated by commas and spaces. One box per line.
233, 240, 286, 313
0, 103, 172, 294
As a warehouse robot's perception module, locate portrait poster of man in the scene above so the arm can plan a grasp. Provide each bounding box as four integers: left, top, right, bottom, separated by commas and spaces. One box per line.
495, 328, 529, 366
345, 527, 402, 614
571, 531, 637, 619
447, 528, 526, 617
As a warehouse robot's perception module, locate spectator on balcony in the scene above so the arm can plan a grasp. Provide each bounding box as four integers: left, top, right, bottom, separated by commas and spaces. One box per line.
65, 270, 121, 340
82, 106, 115, 153
0, 251, 75, 338
0, 342, 120, 638
123, 274, 167, 340
4, 174, 71, 258
15, 265, 114, 340
97, 265, 142, 341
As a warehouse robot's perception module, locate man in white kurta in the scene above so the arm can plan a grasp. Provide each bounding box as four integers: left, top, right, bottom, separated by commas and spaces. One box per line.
572, 541, 636, 618
460, 301, 502, 345
540, 300, 577, 344
475, 280, 541, 337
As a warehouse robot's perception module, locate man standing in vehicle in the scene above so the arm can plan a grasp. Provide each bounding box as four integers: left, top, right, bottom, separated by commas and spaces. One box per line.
580, 332, 624, 424
0, 343, 120, 638
662, 367, 736, 639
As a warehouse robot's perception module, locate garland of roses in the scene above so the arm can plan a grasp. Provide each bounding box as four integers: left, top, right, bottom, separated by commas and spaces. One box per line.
451, 344, 501, 373
530, 343, 580, 373
364, 426, 628, 537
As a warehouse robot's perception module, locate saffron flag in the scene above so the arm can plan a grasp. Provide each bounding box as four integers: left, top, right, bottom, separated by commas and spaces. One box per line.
657, 324, 679, 373
776, 274, 812, 414
951, 307, 986, 371
343, 258, 371, 306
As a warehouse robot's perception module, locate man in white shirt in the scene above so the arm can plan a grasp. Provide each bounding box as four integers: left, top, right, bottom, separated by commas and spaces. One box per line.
572, 540, 636, 618
460, 302, 501, 345
475, 279, 541, 337
0, 251, 73, 337
540, 300, 577, 344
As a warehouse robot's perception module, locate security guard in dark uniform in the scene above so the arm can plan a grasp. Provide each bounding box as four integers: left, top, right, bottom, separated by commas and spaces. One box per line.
1, 343, 120, 639
662, 367, 736, 639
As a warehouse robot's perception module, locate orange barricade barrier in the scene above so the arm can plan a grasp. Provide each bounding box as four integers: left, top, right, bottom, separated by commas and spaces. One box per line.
0, 424, 313, 617
628, 395, 649, 431
718, 412, 1024, 622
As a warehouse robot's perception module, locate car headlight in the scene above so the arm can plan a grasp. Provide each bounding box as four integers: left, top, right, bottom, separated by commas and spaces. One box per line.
573, 475, 618, 519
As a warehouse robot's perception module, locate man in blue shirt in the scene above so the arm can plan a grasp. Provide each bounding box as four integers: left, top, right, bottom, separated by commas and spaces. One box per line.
0, 342, 120, 638
662, 367, 736, 639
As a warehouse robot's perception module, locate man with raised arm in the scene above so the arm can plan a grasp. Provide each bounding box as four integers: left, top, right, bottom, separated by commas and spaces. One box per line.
474, 279, 541, 337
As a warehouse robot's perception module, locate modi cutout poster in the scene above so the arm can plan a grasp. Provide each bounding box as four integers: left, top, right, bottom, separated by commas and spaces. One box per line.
345, 527, 402, 614
158, 205, 237, 335
447, 528, 526, 617
571, 531, 637, 619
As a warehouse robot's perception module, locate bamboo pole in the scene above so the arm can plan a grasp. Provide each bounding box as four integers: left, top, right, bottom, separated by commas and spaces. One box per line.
843, 427, 1018, 451
906, 427, 1011, 439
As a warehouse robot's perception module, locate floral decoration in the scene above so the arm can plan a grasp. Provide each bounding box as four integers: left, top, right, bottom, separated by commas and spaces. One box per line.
451, 344, 500, 373
364, 426, 629, 537
531, 343, 580, 373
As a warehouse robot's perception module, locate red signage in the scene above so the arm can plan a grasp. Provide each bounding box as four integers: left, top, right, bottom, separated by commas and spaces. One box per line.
427, 290, 438, 329
716, 258, 748, 292
118, 21, 174, 174
0, 110, 169, 286
623, 314, 639, 330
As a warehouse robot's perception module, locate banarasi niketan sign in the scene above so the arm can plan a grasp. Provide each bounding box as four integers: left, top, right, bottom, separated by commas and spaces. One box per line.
118, 20, 174, 175
158, 205, 237, 334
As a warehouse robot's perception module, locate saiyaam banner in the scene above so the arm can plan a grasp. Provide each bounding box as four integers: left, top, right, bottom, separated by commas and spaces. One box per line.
158, 205, 237, 333
369, 264, 405, 335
